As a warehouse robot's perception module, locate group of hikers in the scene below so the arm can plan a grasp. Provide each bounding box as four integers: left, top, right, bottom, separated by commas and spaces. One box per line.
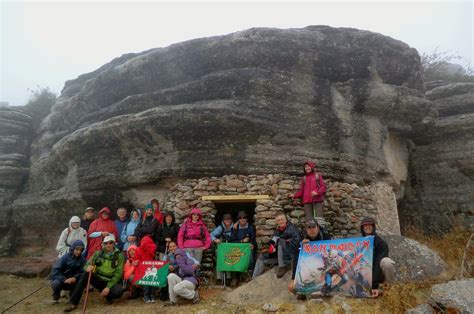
51, 161, 395, 312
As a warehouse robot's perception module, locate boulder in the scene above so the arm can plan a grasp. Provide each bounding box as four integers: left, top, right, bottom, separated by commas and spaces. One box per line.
405, 303, 434, 314
223, 268, 294, 304
429, 279, 474, 313
384, 235, 447, 282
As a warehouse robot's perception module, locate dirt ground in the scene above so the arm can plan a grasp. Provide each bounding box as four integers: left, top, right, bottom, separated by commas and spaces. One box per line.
0, 274, 431, 314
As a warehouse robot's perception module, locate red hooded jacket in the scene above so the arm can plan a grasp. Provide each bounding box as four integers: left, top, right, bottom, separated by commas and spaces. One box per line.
86, 207, 119, 260
293, 161, 327, 204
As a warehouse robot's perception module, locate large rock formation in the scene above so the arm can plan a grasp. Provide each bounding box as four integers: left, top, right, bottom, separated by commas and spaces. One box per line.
400, 83, 474, 233
0, 26, 441, 251
0, 107, 32, 255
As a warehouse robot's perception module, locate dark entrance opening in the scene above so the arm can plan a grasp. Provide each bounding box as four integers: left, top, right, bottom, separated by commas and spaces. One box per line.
214, 202, 256, 226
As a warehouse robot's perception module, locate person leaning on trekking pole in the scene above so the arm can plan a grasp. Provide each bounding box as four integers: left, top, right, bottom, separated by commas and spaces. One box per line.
64, 235, 124, 312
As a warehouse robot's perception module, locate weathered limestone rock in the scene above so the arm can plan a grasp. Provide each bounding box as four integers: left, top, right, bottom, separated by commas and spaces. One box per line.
384, 235, 447, 282
401, 82, 474, 233
429, 279, 474, 313
223, 268, 293, 304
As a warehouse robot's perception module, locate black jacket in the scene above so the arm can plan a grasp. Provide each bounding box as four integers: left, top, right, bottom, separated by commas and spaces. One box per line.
155, 213, 179, 253
361, 225, 389, 289
134, 215, 158, 242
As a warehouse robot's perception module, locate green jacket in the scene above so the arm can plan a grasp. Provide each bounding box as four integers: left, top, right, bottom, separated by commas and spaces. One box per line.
86, 248, 124, 289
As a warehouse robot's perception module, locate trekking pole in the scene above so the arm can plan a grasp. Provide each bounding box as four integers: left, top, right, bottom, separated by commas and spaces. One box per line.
82, 267, 94, 314
1, 283, 46, 313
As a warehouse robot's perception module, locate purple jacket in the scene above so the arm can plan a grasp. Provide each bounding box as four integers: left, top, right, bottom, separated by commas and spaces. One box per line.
173, 249, 198, 286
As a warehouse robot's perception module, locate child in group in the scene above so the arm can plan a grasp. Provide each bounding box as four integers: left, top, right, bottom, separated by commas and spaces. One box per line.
135, 235, 157, 303
123, 245, 139, 299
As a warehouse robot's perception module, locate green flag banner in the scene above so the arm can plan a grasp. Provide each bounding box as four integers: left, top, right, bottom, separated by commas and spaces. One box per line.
135, 260, 169, 287
216, 243, 251, 272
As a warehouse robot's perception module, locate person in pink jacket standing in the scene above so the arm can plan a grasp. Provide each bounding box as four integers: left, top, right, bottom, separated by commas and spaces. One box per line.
288, 160, 327, 221
177, 208, 211, 264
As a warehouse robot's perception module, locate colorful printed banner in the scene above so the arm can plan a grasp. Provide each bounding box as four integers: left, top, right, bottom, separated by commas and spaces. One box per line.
135, 260, 169, 287
216, 243, 251, 272
294, 236, 374, 298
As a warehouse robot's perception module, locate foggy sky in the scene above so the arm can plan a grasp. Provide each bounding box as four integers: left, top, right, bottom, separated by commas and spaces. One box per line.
1, 0, 473, 106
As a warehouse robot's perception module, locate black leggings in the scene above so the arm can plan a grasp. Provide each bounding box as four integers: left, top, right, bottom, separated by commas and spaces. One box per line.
69, 272, 123, 306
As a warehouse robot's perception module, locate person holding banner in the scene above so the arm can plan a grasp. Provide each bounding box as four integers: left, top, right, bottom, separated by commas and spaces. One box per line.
165, 249, 200, 306
211, 213, 234, 284
289, 220, 332, 297
360, 217, 395, 297
231, 211, 257, 279
253, 213, 301, 279
135, 235, 157, 303
288, 160, 327, 222
177, 207, 211, 264
64, 235, 124, 312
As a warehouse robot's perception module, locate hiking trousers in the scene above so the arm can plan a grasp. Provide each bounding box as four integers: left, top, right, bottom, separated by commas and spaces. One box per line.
69, 272, 123, 306
167, 273, 197, 303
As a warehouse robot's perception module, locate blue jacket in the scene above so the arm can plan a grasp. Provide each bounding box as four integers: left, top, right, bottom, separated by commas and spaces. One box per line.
115, 218, 130, 250
231, 223, 256, 246
51, 240, 86, 282
211, 223, 234, 242
121, 209, 141, 251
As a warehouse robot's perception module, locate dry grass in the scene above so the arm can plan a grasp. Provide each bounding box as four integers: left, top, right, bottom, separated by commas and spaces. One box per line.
405, 225, 473, 278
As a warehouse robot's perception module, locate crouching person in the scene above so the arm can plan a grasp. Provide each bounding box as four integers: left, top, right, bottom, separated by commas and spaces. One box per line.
50, 240, 86, 304
165, 249, 200, 306
64, 235, 124, 312
253, 213, 300, 279
360, 217, 395, 297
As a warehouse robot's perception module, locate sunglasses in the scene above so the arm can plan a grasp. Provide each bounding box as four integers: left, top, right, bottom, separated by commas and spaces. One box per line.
239, 217, 247, 219
104, 241, 115, 245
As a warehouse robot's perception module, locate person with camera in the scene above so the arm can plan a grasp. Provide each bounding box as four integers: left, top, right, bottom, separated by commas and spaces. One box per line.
64, 235, 124, 312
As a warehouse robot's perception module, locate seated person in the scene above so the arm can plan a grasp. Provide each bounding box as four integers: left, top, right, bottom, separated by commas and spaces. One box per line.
360, 217, 395, 297
253, 212, 301, 279
64, 235, 124, 312
50, 240, 86, 303
211, 213, 234, 283
165, 249, 200, 306
229, 211, 257, 285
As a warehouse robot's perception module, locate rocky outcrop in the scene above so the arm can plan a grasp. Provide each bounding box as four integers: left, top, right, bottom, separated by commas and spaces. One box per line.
224, 268, 293, 304
384, 235, 447, 282
5, 26, 434, 247
0, 107, 33, 256
400, 83, 474, 233
429, 279, 474, 313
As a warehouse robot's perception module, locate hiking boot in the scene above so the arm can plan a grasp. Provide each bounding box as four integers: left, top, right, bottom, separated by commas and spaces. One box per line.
150, 295, 156, 303
192, 290, 200, 304
276, 266, 289, 278
143, 296, 151, 304
164, 301, 177, 306
50, 299, 59, 305
296, 294, 307, 301
63, 304, 77, 312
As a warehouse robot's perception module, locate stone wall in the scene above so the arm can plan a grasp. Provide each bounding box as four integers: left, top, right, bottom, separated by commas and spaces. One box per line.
164, 174, 401, 247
